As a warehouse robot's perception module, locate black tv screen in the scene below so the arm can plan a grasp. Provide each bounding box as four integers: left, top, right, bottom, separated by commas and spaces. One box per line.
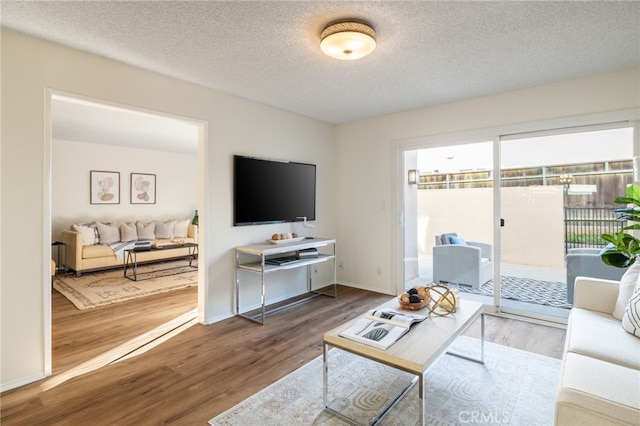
233, 155, 316, 226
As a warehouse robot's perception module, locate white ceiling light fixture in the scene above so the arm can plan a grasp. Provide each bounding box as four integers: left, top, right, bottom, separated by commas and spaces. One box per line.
320, 20, 376, 60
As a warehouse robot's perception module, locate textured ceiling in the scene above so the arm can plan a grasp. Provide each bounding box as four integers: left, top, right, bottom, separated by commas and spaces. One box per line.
2, 1, 640, 151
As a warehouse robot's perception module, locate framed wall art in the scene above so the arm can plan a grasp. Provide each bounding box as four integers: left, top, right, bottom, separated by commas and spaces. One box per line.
131, 173, 156, 204
90, 170, 120, 204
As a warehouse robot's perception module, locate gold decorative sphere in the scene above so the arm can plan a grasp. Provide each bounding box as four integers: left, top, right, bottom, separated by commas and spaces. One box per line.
427, 285, 457, 316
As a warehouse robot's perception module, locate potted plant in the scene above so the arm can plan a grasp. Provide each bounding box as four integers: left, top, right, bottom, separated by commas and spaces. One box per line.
601, 183, 640, 267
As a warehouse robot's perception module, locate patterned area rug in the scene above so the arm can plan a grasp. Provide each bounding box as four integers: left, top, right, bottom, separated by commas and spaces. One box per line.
209, 336, 561, 426
460, 276, 571, 308
53, 261, 197, 310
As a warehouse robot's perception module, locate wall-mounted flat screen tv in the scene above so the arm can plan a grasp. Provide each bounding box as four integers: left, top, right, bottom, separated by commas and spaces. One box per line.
233, 155, 316, 226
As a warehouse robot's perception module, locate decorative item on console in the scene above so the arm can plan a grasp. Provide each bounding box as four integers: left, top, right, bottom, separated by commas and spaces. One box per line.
271, 232, 299, 241
267, 233, 306, 244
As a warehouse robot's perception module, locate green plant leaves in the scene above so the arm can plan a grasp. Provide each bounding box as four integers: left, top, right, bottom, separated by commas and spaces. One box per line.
600, 183, 640, 268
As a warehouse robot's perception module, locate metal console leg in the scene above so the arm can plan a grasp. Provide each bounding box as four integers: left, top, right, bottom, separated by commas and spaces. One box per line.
323, 342, 329, 409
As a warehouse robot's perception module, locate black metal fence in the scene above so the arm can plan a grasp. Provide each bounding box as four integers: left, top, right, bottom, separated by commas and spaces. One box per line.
564, 207, 625, 253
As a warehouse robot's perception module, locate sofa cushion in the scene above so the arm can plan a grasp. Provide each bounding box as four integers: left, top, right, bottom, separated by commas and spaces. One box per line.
136, 221, 156, 240
82, 244, 117, 260
174, 219, 190, 238
120, 222, 138, 242
621, 288, 640, 338
613, 262, 640, 319
449, 236, 467, 245
72, 223, 98, 246
441, 233, 457, 245
96, 222, 120, 245
566, 308, 640, 370
155, 220, 175, 239
556, 352, 640, 426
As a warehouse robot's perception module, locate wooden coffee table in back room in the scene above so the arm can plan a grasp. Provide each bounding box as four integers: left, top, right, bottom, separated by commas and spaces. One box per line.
322, 297, 485, 426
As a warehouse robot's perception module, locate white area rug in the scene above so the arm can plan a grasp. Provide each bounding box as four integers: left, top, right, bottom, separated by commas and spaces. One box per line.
209, 336, 561, 425
53, 261, 197, 309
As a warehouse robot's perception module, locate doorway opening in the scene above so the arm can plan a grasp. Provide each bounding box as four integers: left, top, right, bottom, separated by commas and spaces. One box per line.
46, 91, 206, 378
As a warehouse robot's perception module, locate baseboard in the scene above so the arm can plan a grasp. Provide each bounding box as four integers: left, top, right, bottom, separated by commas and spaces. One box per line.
1, 371, 48, 393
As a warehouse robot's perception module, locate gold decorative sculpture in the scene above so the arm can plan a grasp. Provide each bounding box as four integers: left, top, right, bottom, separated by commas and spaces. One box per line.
427, 285, 457, 316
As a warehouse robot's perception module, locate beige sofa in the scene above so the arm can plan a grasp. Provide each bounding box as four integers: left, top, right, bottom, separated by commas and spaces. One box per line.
555, 272, 640, 425
61, 220, 198, 277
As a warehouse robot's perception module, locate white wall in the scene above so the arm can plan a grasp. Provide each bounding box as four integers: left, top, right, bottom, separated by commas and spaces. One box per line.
1, 29, 335, 390
52, 140, 198, 241
334, 67, 640, 295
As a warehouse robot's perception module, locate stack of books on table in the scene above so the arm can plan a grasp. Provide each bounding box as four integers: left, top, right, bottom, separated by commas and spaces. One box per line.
134, 241, 151, 251
296, 248, 318, 259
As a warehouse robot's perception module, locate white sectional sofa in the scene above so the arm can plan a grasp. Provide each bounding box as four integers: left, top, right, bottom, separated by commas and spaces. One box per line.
61, 219, 197, 277
555, 268, 640, 426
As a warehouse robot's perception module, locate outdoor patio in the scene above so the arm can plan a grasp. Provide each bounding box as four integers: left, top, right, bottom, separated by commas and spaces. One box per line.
405, 130, 633, 322
408, 254, 571, 319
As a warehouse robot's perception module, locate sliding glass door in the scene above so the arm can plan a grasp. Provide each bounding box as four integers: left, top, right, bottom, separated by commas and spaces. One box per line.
404, 142, 494, 302
403, 121, 636, 322
498, 126, 634, 320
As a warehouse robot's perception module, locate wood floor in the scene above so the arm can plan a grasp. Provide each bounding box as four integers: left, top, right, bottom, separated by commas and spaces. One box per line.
1, 284, 566, 425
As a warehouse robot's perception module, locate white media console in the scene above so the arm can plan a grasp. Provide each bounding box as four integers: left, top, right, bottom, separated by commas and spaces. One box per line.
235, 237, 337, 325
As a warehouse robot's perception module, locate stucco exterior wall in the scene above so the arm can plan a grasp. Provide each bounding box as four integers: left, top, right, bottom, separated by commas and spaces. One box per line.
419, 187, 565, 268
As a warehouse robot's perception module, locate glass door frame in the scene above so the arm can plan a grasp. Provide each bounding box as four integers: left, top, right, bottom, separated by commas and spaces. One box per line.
394, 110, 640, 324
495, 122, 637, 322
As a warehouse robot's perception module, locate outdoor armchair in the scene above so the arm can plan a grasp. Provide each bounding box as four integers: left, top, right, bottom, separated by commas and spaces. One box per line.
432, 233, 492, 289
565, 247, 627, 304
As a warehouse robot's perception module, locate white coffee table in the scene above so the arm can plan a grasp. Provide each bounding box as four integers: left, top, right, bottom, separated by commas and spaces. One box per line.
323, 297, 485, 426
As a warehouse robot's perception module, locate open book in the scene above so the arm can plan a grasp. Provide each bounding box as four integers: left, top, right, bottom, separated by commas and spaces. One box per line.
339, 308, 427, 350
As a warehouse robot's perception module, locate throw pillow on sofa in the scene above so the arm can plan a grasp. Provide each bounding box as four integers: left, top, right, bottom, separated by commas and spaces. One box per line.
613, 262, 640, 320
155, 220, 175, 239
449, 236, 467, 245
136, 221, 156, 240
120, 222, 138, 242
96, 222, 120, 245
72, 223, 98, 246
622, 287, 640, 338
174, 219, 190, 238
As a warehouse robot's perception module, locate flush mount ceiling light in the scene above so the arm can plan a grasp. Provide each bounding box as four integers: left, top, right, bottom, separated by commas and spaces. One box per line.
320, 20, 376, 60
